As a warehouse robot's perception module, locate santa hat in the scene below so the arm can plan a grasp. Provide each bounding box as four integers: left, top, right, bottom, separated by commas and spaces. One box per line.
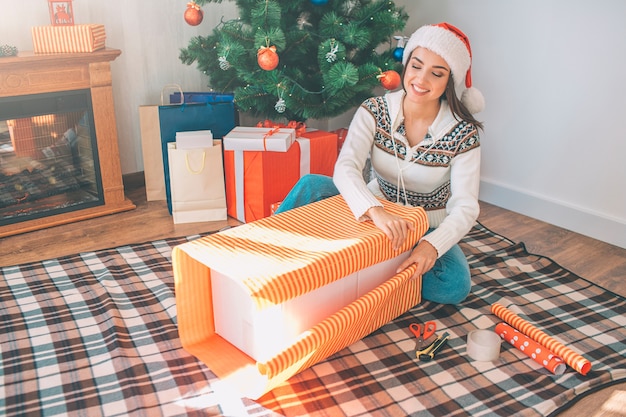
402, 22, 485, 114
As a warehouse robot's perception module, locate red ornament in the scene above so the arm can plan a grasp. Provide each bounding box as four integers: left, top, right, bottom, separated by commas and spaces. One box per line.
257, 45, 279, 71
378, 70, 401, 90
184, 2, 204, 26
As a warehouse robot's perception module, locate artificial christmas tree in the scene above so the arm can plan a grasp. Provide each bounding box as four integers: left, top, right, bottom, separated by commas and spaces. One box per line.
180, 0, 408, 122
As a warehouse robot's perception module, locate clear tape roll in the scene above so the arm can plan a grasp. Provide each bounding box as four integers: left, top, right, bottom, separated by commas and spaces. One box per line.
467, 329, 501, 362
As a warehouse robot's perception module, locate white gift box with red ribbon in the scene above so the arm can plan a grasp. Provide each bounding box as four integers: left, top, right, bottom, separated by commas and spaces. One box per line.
223, 126, 296, 152
223, 126, 337, 223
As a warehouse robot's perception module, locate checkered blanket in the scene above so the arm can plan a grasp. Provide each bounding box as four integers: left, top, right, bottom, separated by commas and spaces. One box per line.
1, 223, 625, 416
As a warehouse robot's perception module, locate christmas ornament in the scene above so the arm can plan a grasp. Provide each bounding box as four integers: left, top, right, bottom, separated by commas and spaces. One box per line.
325, 39, 339, 63
274, 97, 286, 113
257, 45, 279, 71
393, 36, 409, 62
378, 70, 401, 90
218, 56, 231, 71
0, 44, 18, 57
297, 12, 312, 30
184, 2, 204, 26
310, 0, 329, 5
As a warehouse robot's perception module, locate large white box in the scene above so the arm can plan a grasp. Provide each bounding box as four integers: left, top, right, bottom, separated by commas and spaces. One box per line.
173, 195, 429, 398
211, 251, 411, 361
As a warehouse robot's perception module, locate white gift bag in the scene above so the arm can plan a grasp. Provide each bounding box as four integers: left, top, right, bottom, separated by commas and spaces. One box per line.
167, 142, 227, 224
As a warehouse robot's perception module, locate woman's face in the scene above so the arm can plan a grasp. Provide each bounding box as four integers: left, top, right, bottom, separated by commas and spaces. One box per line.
403, 47, 450, 105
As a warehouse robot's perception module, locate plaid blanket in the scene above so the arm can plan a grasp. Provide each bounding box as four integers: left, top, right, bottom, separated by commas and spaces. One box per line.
1, 223, 625, 416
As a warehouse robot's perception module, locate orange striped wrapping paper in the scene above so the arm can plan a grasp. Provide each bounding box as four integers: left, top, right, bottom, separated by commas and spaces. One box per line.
32, 24, 106, 54
173, 195, 429, 398
491, 303, 592, 375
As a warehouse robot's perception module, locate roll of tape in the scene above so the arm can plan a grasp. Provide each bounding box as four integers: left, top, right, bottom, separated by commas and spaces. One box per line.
467, 329, 501, 361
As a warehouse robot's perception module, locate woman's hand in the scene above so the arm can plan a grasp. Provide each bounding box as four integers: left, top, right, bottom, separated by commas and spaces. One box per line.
396, 240, 438, 279
366, 206, 415, 251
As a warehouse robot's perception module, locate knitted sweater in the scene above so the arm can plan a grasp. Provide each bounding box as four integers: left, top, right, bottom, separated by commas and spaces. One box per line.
333, 89, 481, 257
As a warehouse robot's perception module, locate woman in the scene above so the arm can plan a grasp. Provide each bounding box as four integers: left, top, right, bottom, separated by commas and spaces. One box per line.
275, 23, 485, 305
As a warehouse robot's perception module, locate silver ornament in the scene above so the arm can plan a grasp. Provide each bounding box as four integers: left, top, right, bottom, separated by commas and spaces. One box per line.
325, 42, 339, 63
274, 98, 286, 113
218, 56, 231, 70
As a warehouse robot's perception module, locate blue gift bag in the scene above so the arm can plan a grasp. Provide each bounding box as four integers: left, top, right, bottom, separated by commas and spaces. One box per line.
158, 93, 236, 214
169, 92, 238, 138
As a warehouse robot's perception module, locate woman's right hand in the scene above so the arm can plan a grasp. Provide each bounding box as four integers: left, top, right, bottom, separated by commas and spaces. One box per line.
366, 206, 415, 251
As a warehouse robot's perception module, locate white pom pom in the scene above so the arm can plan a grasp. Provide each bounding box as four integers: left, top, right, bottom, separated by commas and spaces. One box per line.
461, 86, 485, 114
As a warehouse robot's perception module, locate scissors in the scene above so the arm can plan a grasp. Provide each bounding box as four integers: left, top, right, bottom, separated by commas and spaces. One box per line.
409, 321, 436, 350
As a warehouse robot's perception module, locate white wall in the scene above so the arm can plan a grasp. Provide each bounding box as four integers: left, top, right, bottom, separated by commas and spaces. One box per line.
2, 1, 624, 248
397, 0, 626, 248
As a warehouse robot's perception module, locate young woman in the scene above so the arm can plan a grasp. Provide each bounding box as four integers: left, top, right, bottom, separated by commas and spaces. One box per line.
275, 23, 485, 305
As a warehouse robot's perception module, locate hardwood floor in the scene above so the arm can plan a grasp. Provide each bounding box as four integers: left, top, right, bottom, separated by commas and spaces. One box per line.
1, 172, 625, 416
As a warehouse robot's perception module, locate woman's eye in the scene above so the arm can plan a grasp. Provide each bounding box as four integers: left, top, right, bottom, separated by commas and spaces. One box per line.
432, 72, 444, 78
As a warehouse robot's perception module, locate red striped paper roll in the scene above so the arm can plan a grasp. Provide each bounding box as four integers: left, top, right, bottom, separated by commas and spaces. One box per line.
491, 303, 591, 375
495, 322, 566, 375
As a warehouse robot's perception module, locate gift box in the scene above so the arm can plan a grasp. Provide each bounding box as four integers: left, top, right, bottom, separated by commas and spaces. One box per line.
32, 24, 106, 54
173, 195, 429, 399
224, 126, 296, 152
296, 129, 337, 176
224, 126, 338, 223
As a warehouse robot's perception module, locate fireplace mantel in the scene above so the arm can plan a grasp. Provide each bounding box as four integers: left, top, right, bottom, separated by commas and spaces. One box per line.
0, 49, 135, 237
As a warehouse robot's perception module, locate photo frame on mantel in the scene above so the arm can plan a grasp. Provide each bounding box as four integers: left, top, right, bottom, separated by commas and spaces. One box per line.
48, 0, 74, 26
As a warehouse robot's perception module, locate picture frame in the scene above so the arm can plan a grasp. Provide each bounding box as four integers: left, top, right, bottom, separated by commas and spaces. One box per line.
48, 0, 74, 26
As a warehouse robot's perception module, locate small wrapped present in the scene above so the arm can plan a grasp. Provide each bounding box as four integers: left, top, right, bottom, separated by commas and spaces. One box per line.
32, 24, 106, 54
224, 125, 338, 223
296, 129, 337, 177
223, 126, 296, 152
224, 141, 301, 223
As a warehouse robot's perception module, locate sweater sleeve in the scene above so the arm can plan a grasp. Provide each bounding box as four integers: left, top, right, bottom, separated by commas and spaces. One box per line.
421, 146, 481, 257
333, 103, 383, 220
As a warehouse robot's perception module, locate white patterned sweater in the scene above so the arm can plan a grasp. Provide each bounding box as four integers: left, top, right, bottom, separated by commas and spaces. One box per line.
333, 89, 481, 258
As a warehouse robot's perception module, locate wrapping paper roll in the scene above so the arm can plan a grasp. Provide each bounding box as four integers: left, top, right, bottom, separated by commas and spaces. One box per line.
491, 303, 591, 375
495, 323, 566, 375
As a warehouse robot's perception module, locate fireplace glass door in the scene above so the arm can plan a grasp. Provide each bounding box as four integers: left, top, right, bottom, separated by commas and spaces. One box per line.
0, 89, 104, 226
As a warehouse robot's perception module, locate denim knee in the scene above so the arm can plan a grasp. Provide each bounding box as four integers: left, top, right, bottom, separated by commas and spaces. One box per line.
421, 244, 471, 304
275, 174, 338, 214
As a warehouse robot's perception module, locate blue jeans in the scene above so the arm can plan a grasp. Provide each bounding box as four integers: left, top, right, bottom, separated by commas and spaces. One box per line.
276, 174, 471, 305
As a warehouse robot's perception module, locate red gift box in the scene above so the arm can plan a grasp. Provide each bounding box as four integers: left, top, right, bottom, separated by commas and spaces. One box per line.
224, 128, 338, 223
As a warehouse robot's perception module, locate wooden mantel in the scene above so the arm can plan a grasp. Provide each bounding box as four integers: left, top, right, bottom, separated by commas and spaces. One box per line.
0, 48, 135, 237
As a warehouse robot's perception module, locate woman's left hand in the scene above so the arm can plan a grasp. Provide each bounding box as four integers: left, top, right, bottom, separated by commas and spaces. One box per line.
396, 240, 438, 279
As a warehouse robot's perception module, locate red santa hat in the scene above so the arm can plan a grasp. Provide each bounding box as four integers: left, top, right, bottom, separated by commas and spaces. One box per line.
402, 22, 485, 114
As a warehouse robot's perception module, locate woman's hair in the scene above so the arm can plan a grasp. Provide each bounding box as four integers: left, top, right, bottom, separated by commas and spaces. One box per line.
444, 75, 484, 130
401, 50, 484, 131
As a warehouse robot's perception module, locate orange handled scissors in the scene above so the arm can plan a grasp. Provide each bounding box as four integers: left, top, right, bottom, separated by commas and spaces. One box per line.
409, 321, 436, 350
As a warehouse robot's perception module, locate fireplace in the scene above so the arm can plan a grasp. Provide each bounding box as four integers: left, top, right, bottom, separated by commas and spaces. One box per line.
0, 49, 135, 237
1, 89, 104, 226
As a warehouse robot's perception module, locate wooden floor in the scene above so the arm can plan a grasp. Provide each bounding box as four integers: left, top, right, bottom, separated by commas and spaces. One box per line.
1, 172, 625, 416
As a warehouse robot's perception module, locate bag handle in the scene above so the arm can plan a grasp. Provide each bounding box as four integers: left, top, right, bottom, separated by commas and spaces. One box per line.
185, 151, 206, 174
161, 84, 184, 105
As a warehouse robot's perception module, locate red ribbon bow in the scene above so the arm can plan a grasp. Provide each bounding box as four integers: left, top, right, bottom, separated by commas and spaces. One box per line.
261, 126, 281, 151
257, 120, 307, 137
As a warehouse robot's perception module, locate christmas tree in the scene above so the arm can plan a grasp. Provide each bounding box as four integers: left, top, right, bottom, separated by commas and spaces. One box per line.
179, 0, 408, 122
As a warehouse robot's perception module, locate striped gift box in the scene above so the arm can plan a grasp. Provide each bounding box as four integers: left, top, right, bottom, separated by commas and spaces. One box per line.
32, 24, 106, 53
173, 195, 429, 398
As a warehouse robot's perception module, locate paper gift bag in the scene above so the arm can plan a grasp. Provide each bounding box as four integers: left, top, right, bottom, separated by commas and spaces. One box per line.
138, 86, 236, 206
167, 142, 227, 224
